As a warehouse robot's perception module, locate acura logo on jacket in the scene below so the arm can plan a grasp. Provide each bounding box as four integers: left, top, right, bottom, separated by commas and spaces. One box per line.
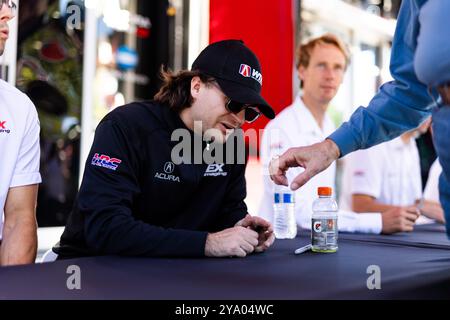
164, 162, 175, 174
155, 162, 180, 183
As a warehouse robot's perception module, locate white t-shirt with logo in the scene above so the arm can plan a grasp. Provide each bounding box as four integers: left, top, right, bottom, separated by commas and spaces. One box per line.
424, 159, 442, 204
341, 136, 422, 211
0, 80, 41, 240
418, 158, 443, 224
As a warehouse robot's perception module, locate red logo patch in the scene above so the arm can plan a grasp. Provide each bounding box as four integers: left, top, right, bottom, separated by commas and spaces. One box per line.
239, 64, 251, 77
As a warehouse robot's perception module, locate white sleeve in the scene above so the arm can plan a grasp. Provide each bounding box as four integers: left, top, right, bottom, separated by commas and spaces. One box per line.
338, 210, 382, 234
10, 102, 42, 188
423, 159, 442, 204
347, 147, 382, 199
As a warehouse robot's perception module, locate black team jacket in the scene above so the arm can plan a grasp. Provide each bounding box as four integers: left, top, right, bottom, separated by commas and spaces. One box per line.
54, 101, 248, 259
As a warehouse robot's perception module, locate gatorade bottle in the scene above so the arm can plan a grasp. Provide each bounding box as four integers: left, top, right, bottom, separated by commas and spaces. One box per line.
311, 187, 338, 253
273, 185, 297, 239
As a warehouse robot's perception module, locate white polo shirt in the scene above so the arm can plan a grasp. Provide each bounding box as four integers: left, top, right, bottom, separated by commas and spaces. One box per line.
424, 159, 442, 204
0, 80, 41, 240
413, 158, 443, 224
258, 95, 381, 233
341, 136, 422, 211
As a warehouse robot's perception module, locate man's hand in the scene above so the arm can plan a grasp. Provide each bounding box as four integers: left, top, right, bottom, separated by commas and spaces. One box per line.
269, 139, 340, 190
417, 200, 445, 223
205, 226, 259, 258
381, 206, 420, 234
235, 214, 275, 253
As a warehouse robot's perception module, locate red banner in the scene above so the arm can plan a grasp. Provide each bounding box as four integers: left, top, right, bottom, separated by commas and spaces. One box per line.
210, 0, 294, 155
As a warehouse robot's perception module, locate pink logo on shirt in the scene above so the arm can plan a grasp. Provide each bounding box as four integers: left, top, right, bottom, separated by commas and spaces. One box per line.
0, 121, 10, 134
354, 170, 366, 177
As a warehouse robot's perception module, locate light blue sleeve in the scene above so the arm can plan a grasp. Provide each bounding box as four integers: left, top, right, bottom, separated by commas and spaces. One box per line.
414, 0, 450, 87
328, 0, 433, 157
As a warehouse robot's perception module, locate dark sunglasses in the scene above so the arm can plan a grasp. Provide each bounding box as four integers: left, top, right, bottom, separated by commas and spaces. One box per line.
1, 0, 16, 15
226, 99, 261, 123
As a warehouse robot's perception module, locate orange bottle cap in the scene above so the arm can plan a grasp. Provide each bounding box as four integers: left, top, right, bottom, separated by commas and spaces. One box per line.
318, 187, 332, 196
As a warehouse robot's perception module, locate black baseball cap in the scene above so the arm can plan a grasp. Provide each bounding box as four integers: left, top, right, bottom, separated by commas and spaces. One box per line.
191, 39, 275, 120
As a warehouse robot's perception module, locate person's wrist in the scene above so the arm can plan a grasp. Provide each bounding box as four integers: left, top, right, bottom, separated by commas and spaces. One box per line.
204, 233, 217, 257
324, 139, 341, 160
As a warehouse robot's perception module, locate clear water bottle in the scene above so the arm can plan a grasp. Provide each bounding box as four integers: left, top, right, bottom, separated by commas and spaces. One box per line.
311, 187, 338, 252
273, 185, 297, 239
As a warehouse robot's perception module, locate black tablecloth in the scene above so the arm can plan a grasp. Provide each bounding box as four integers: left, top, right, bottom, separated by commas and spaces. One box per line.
1, 225, 449, 299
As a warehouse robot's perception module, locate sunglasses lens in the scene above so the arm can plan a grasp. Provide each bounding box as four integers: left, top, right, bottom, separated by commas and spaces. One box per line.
226, 100, 243, 113
226, 99, 260, 123
245, 107, 260, 123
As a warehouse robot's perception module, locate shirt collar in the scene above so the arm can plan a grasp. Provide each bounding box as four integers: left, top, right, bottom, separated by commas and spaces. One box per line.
292, 94, 335, 136
160, 102, 191, 132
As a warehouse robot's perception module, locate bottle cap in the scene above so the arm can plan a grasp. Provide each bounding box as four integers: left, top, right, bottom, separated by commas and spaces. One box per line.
318, 187, 332, 196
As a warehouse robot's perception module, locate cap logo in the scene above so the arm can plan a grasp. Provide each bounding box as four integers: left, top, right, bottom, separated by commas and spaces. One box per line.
239, 64, 251, 77
239, 64, 262, 85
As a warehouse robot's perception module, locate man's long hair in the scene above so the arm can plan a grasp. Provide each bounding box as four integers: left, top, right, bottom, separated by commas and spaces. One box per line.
154, 67, 214, 113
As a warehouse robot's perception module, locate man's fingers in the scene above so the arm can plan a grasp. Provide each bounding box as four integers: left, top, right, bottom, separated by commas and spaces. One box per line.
405, 212, 419, 222
403, 207, 420, 222
234, 247, 247, 258
273, 174, 289, 187
249, 216, 272, 230
290, 169, 315, 190
269, 141, 340, 189
254, 243, 267, 253
403, 224, 414, 232
405, 206, 419, 213
239, 241, 255, 254
236, 214, 253, 227
255, 232, 275, 253
264, 232, 275, 247
246, 236, 259, 248
269, 157, 289, 186
240, 228, 259, 247
269, 149, 302, 186
401, 218, 415, 230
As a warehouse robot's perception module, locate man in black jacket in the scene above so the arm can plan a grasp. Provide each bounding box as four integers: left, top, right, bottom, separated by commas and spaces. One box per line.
54, 40, 276, 259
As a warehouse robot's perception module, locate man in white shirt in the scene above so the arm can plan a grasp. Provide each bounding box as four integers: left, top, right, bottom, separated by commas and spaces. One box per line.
0, 1, 41, 266
422, 159, 445, 223
259, 34, 381, 233
340, 120, 436, 233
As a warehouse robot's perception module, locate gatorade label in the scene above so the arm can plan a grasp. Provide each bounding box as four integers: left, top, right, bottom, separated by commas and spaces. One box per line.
312, 218, 338, 248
